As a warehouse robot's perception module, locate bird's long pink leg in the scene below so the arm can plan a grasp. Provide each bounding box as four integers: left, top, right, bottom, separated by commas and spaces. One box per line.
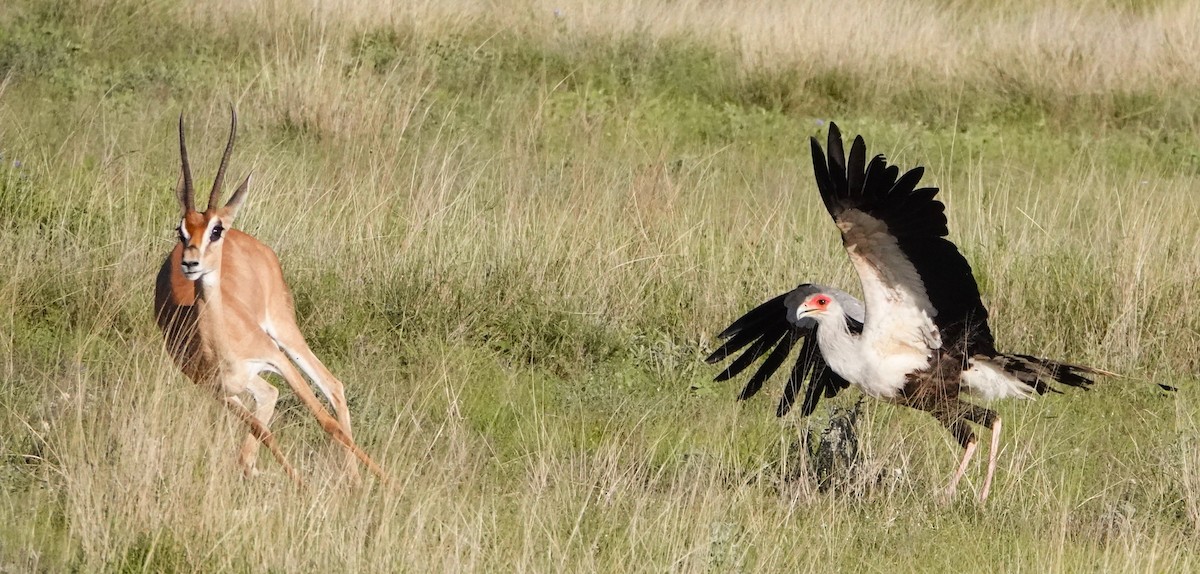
945, 440, 978, 499
979, 417, 1003, 502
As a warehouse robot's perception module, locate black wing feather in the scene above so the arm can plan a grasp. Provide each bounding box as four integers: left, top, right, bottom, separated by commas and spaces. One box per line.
811, 122, 996, 357
715, 327, 788, 383
712, 292, 790, 341
708, 284, 860, 417
780, 335, 822, 417
739, 332, 798, 401
887, 167, 924, 200
705, 325, 777, 368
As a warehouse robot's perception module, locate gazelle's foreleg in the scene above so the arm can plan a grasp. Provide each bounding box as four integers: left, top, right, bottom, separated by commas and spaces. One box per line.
220, 394, 302, 488
236, 375, 280, 477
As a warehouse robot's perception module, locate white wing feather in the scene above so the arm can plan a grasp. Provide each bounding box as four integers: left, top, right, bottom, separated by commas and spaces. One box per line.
835, 209, 941, 395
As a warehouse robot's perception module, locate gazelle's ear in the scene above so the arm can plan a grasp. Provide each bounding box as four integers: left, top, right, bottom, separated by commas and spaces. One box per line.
223, 173, 251, 219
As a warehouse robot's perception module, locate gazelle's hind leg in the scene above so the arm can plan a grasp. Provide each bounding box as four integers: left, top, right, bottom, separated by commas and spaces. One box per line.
269, 353, 388, 484
267, 324, 359, 480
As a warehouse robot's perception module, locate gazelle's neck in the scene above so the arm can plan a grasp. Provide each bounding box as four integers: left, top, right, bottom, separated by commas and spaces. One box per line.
194, 270, 223, 306
193, 270, 232, 356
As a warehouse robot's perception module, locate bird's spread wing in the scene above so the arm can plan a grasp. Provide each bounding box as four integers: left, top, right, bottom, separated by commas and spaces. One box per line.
811, 123, 995, 359
706, 283, 863, 417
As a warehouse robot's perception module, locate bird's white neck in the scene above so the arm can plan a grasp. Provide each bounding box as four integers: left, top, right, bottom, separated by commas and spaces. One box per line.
814, 302, 931, 399
814, 307, 866, 387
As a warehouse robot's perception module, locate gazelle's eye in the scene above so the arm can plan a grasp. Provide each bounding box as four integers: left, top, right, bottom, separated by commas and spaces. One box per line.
210, 225, 224, 242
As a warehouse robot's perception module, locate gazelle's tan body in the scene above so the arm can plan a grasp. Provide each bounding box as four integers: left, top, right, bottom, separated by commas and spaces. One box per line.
153, 111, 386, 486
156, 227, 287, 385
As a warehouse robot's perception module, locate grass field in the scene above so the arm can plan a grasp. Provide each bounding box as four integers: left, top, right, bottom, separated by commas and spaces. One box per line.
2, 0, 1199, 571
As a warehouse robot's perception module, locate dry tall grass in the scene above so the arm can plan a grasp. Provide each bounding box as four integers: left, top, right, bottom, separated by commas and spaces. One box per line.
2, 0, 1199, 571
186, 0, 1200, 95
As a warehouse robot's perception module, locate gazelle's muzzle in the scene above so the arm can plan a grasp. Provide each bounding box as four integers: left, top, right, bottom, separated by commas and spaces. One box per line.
179, 249, 207, 280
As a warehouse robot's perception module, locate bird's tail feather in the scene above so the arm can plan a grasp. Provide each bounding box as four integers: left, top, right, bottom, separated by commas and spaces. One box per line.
988, 353, 1111, 394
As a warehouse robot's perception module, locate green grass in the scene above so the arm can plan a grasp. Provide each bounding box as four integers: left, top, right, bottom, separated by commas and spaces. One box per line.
2, 0, 1199, 571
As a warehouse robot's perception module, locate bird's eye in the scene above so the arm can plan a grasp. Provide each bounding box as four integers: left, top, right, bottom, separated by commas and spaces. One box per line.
210, 225, 224, 242
817, 297, 830, 306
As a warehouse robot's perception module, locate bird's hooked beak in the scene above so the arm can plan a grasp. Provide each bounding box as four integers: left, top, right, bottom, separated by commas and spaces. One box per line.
794, 303, 819, 321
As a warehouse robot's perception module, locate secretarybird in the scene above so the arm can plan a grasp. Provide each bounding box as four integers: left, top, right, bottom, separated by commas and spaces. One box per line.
707, 123, 1112, 502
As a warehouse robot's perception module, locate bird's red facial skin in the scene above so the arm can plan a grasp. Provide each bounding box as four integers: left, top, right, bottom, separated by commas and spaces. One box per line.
806, 294, 832, 311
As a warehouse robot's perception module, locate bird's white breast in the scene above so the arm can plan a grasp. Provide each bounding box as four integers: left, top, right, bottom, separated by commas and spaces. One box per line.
817, 317, 932, 399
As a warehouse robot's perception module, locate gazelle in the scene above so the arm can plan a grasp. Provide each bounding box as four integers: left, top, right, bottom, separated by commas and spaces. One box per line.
153, 110, 386, 486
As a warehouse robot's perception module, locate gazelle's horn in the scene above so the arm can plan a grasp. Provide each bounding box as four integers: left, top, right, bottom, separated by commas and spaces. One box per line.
176, 114, 195, 211
208, 106, 238, 211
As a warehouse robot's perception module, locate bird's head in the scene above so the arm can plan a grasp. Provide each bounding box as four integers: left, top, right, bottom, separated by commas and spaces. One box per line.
795, 292, 840, 321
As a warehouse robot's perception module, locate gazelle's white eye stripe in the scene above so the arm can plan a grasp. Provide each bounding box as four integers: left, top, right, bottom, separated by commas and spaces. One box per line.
178, 219, 191, 241
202, 217, 225, 246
